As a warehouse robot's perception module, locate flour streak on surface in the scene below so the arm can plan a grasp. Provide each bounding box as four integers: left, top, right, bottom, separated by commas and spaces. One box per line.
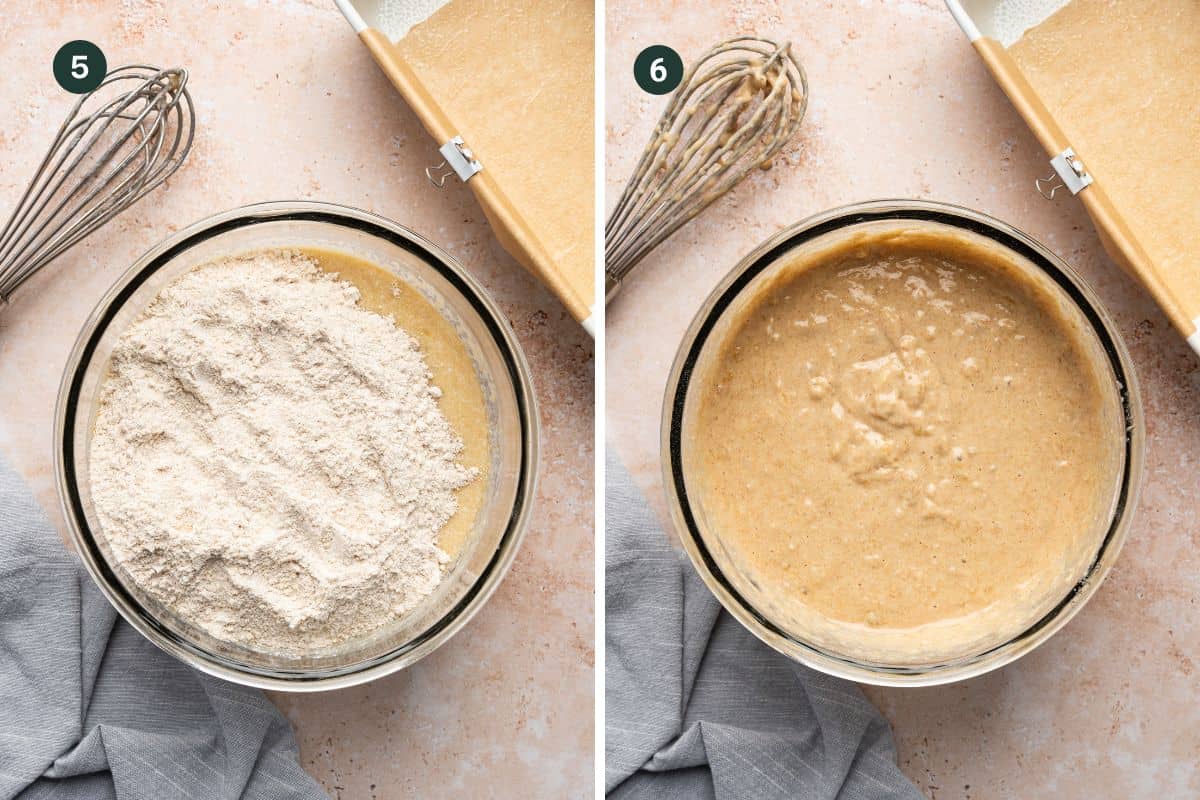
89, 250, 476, 656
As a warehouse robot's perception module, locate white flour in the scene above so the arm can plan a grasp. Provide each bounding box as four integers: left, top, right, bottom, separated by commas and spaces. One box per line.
89, 250, 476, 656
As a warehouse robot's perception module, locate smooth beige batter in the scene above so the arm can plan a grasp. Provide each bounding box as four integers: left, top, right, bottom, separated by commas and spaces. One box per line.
395, 0, 595, 314
690, 225, 1122, 664
304, 248, 488, 558
1009, 0, 1200, 322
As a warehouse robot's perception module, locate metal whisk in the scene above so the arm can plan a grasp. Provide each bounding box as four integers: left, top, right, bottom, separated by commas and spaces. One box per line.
0, 64, 195, 303
605, 38, 807, 300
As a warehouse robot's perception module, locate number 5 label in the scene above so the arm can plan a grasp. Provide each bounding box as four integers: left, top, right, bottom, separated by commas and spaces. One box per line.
54, 40, 107, 94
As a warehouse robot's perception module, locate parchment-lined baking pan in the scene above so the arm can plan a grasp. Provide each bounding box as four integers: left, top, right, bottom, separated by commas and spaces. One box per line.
334, 0, 596, 334
945, 0, 1200, 356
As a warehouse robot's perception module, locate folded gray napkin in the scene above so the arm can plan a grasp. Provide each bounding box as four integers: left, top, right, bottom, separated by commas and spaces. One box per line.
605, 449, 923, 800
0, 455, 328, 800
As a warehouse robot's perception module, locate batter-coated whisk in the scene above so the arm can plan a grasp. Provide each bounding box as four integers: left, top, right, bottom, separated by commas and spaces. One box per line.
0, 64, 194, 303
605, 38, 807, 300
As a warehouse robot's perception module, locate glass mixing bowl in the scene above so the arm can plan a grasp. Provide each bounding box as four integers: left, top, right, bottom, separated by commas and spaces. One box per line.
54, 201, 538, 691
662, 200, 1144, 686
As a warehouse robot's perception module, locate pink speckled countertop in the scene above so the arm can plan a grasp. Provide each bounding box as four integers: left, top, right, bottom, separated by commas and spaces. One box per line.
607, 1, 1200, 797
0, 2, 593, 797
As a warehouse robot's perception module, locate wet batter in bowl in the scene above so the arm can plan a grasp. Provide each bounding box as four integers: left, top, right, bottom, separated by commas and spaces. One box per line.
308, 248, 489, 559
692, 225, 1122, 663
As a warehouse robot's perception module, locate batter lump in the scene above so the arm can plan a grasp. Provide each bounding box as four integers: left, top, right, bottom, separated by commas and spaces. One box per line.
691, 224, 1123, 664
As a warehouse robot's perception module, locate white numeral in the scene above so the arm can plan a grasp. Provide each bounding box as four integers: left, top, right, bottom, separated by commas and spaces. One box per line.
650, 57, 666, 83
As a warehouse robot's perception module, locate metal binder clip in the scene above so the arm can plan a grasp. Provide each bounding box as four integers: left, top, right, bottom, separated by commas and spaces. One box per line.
424, 135, 483, 188
1036, 147, 1092, 200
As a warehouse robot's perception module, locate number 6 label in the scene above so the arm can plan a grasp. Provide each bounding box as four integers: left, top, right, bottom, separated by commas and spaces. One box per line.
53, 40, 107, 94
634, 45, 683, 95
650, 58, 667, 83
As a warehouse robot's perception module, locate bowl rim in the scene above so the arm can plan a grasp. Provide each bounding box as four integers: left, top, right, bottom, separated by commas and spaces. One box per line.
661, 199, 1145, 687
53, 200, 540, 692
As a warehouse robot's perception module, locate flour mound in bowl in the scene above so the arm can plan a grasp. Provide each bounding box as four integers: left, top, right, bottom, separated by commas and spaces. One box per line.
88, 249, 477, 656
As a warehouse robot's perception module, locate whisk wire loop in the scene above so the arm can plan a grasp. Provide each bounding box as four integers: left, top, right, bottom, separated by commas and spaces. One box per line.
0, 65, 194, 303
606, 38, 807, 298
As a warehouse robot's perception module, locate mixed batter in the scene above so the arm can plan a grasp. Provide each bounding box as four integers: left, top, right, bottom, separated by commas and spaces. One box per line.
691, 224, 1122, 664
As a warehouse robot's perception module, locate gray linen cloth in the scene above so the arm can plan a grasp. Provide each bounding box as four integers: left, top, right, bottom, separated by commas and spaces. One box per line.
606, 450, 923, 800
0, 455, 328, 800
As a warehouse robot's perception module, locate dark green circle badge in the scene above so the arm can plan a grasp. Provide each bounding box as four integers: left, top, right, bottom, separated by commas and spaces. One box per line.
53, 40, 106, 94
633, 45, 683, 95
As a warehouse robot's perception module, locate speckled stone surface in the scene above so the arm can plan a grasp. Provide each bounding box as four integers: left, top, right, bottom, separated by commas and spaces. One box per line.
607, 1, 1200, 796
0, 2, 593, 797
